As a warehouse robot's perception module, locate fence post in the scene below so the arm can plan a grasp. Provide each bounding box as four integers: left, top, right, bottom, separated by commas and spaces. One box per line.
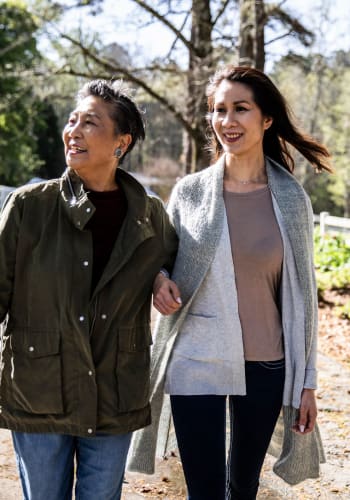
320, 211, 329, 236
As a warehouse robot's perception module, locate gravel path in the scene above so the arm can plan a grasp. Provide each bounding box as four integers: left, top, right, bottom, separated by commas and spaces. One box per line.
1, 294, 349, 499
1, 351, 348, 500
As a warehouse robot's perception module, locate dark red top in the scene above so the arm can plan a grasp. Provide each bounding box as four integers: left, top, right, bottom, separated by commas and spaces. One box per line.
86, 187, 128, 292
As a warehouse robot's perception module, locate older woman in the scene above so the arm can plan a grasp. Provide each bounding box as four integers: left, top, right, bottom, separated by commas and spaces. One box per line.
0, 79, 177, 499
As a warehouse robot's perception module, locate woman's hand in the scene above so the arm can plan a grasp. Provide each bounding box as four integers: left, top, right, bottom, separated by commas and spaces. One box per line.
292, 388, 317, 435
153, 273, 182, 315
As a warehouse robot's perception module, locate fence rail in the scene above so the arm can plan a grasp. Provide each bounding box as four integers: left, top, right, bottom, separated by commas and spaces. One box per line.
314, 211, 350, 236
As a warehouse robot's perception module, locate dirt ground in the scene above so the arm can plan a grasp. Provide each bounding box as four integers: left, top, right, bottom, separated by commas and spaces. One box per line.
1, 290, 349, 499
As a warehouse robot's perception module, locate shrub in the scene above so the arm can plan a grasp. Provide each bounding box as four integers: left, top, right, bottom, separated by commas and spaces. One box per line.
314, 227, 350, 300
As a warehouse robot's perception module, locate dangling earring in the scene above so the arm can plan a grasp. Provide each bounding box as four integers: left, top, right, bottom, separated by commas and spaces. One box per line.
114, 147, 122, 159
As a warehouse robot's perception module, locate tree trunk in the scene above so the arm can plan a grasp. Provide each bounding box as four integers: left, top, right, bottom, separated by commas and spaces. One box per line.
238, 0, 265, 70
255, 0, 265, 71
185, 0, 213, 173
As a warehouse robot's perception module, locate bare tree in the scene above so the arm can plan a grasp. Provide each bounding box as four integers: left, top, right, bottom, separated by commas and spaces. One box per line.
185, 0, 214, 170
239, 0, 314, 70
35, 0, 315, 173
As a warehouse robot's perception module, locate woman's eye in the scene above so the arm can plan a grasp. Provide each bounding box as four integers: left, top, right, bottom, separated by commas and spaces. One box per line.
236, 106, 248, 113
214, 107, 226, 113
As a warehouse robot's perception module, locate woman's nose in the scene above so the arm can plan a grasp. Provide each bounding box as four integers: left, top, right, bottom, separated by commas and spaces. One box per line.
222, 110, 237, 126
67, 121, 82, 137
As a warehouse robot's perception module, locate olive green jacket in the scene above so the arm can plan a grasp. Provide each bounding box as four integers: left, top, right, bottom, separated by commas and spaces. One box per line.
0, 167, 177, 437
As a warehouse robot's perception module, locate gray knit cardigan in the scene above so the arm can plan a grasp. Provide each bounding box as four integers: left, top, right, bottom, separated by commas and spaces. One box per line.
128, 156, 325, 485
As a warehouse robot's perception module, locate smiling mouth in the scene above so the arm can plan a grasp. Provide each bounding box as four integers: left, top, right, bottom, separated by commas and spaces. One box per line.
69, 145, 87, 153
224, 132, 243, 141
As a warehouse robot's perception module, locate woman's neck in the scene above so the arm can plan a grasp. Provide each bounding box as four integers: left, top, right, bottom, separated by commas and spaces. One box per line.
74, 169, 118, 192
223, 153, 267, 192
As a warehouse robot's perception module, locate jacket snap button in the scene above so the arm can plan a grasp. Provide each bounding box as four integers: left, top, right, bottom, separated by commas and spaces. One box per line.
87, 428, 93, 434
86, 207, 91, 213
79, 316, 85, 322
83, 261, 89, 267
28, 346, 34, 352
101, 314, 107, 320
137, 220, 142, 225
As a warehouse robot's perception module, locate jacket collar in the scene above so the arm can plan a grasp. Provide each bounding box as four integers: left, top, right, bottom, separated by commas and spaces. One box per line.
60, 167, 155, 298
60, 167, 150, 230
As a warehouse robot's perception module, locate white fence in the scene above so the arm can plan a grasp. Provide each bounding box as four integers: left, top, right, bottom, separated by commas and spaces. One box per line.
314, 211, 350, 237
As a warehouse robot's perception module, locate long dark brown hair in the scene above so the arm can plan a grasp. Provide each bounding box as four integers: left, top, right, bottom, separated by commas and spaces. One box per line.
206, 65, 332, 173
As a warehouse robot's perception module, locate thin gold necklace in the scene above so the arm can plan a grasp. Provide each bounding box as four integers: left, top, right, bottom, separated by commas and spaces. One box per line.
230, 176, 264, 185
226, 172, 267, 185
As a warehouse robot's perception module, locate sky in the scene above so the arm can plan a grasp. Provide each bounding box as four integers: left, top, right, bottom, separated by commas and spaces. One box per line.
44, 0, 350, 67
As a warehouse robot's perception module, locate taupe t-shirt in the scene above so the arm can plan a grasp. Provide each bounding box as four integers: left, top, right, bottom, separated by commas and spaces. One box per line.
224, 186, 284, 361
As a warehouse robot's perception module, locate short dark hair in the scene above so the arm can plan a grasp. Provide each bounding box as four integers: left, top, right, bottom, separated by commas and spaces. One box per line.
206, 65, 331, 173
77, 79, 145, 164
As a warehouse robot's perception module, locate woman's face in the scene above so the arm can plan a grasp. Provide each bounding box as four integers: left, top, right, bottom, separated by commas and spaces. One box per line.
62, 95, 121, 178
211, 79, 272, 158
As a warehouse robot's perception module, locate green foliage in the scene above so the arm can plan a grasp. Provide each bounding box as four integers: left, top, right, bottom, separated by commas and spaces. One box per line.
272, 54, 350, 216
0, 1, 65, 185
0, 2, 42, 184
314, 228, 350, 271
314, 227, 350, 299
336, 301, 350, 320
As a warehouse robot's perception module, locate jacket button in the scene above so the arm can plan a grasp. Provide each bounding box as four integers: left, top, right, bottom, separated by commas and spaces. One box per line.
136, 220, 142, 225
145, 217, 149, 222
101, 314, 107, 320
83, 261, 89, 267
28, 346, 34, 352
87, 428, 93, 434
79, 316, 85, 322
86, 207, 91, 213
88, 370, 93, 376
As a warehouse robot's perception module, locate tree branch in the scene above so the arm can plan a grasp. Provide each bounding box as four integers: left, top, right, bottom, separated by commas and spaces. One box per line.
212, 0, 231, 27
165, 9, 191, 60
130, 0, 194, 53
56, 32, 193, 135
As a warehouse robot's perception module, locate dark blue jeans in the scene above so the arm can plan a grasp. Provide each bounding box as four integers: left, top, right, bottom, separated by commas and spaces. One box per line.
170, 359, 285, 500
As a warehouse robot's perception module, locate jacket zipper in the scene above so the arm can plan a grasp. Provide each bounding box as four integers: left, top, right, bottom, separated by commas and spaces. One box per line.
89, 296, 99, 338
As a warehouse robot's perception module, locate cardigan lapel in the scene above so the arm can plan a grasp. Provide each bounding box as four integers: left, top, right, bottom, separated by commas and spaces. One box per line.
170, 156, 226, 306
266, 157, 311, 276
266, 157, 315, 353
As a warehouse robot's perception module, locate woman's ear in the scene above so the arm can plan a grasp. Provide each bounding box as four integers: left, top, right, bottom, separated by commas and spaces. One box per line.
117, 133, 132, 154
264, 116, 273, 130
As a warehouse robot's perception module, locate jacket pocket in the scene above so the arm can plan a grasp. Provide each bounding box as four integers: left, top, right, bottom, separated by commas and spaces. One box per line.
2, 329, 64, 414
174, 313, 221, 361
116, 327, 152, 413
